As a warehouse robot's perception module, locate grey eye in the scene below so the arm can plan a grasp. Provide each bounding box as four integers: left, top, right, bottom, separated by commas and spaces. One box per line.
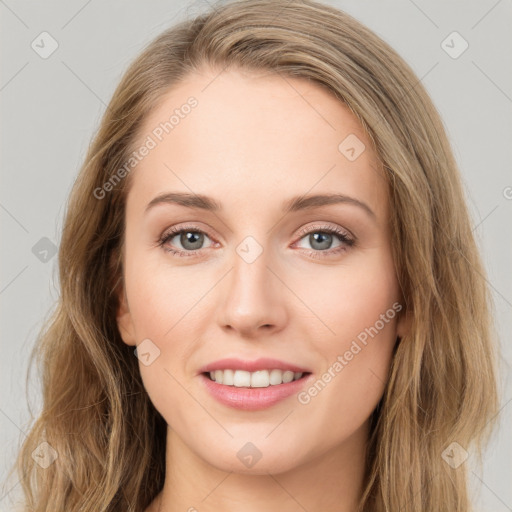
176, 231, 206, 251
308, 232, 334, 251
296, 231, 343, 251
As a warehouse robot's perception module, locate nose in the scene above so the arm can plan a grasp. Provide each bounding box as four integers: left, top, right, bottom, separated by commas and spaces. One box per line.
216, 245, 288, 338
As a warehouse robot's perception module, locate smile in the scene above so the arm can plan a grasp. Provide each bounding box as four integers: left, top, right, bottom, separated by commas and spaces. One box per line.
200, 371, 313, 411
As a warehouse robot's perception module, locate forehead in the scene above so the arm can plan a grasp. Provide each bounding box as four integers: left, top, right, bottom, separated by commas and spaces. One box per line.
126, 67, 388, 220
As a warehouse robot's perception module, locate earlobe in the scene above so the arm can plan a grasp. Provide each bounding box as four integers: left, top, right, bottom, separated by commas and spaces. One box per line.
116, 288, 137, 346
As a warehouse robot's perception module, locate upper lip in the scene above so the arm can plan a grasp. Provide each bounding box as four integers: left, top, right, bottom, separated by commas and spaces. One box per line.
198, 357, 311, 375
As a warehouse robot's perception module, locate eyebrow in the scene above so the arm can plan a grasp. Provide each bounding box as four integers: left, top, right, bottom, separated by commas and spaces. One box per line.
145, 192, 376, 219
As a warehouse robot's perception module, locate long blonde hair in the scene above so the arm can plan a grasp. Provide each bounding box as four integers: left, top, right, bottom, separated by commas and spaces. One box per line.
10, 0, 499, 510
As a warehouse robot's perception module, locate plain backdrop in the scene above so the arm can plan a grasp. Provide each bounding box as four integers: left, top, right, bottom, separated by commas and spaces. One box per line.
1, 0, 511, 510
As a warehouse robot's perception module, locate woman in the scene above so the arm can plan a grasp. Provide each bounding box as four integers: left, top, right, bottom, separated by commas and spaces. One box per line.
12, 0, 499, 510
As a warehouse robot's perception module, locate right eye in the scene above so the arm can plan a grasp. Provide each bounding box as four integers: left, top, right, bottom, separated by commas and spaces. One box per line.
158, 226, 216, 257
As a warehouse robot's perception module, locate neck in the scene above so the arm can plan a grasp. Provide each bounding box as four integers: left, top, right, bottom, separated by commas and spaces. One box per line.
149, 422, 369, 512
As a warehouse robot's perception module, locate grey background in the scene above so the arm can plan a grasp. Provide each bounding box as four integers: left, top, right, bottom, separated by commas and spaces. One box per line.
1, 0, 511, 510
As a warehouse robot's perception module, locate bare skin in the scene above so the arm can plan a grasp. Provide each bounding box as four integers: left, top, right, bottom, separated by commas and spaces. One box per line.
116, 66, 408, 512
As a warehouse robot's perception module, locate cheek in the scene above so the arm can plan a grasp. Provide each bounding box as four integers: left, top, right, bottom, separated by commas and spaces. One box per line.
124, 272, 197, 420
294, 312, 397, 453
124, 247, 202, 340
121, 249, 198, 403
296, 247, 400, 346
293, 250, 399, 429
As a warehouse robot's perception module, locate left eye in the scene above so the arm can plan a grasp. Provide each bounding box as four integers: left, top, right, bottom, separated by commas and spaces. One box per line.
294, 229, 350, 252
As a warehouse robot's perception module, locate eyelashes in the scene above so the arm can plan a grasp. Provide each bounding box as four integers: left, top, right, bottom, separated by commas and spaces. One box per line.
157, 223, 355, 259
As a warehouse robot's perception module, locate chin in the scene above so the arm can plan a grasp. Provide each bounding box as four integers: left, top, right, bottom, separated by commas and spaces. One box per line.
208, 451, 302, 476
189, 433, 307, 475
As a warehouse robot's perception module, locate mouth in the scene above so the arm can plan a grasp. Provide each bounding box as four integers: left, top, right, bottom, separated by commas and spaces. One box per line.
199, 369, 314, 410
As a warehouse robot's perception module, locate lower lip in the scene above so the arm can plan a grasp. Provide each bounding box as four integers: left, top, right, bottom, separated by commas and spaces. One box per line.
199, 373, 313, 411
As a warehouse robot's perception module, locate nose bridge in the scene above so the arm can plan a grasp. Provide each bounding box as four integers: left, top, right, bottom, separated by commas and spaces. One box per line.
231, 241, 269, 302
217, 235, 286, 335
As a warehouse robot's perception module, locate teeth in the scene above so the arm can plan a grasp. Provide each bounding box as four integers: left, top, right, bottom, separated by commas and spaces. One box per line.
208, 369, 304, 387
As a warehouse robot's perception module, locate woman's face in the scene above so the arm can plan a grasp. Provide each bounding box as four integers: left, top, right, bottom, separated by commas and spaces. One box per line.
117, 67, 407, 474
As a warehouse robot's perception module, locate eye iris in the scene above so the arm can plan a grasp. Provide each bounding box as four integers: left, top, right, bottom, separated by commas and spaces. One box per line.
310, 232, 332, 250
181, 231, 204, 250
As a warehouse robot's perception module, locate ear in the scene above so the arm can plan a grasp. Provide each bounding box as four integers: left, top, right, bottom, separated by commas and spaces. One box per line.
116, 286, 137, 347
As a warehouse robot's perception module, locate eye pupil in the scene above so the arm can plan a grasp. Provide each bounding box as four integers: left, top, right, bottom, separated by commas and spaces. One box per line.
310, 232, 332, 250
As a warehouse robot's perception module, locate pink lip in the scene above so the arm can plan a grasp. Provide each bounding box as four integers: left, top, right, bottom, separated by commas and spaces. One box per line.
198, 357, 311, 374
199, 372, 314, 411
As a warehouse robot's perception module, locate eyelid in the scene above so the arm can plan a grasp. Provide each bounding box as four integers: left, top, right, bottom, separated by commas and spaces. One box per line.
293, 222, 354, 243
